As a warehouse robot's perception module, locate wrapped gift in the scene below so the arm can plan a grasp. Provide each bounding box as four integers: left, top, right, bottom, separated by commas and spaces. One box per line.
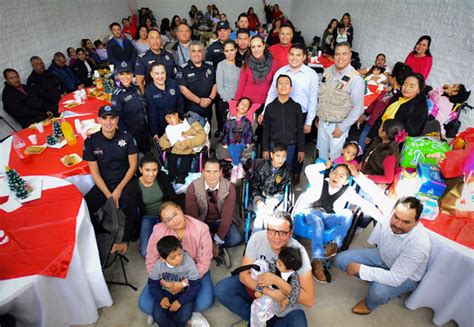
400, 136, 451, 169
416, 163, 447, 198
388, 168, 421, 198
418, 194, 439, 221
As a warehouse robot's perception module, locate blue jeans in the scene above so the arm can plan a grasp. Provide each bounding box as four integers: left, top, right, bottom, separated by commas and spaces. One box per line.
152, 289, 194, 326
207, 221, 242, 248
138, 272, 214, 314
285, 144, 296, 173
228, 143, 246, 166
214, 275, 307, 326
140, 215, 160, 258
358, 124, 372, 153
335, 248, 419, 311
305, 209, 353, 259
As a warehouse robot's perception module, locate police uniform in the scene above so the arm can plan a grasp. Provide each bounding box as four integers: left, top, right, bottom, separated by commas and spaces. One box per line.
112, 84, 150, 153
144, 79, 184, 137
205, 41, 225, 68
135, 49, 176, 78
175, 60, 216, 122
83, 110, 139, 243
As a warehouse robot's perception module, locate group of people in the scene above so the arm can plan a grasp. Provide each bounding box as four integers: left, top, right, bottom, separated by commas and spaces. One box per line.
2, 2, 472, 327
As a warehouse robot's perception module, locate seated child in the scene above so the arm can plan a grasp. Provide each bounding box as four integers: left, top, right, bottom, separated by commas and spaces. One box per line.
360, 119, 405, 187
251, 144, 291, 231
250, 246, 302, 326
328, 140, 359, 168
221, 97, 253, 183
94, 40, 108, 61
301, 162, 382, 283
159, 110, 206, 193
364, 65, 387, 87
148, 235, 201, 327
335, 23, 348, 44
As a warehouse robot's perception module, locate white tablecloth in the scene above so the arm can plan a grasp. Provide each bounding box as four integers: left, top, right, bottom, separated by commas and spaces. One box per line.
0, 176, 113, 326
405, 228, 474, 326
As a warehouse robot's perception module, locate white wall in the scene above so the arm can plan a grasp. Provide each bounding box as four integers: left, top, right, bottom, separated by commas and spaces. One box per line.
137, 0, 291, 30
0, 0, 134, 130
291, 0, 474, 90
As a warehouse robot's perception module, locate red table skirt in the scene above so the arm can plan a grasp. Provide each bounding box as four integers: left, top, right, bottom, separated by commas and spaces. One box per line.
364, 84, 380, 108
0, 184, 82, 280
58, 88, 110, 116
9, 115, 94, 178
422, 213, 474, 249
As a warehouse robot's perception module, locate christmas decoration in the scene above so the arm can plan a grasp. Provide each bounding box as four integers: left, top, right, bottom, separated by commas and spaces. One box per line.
103, 77, 115, 94
52, 120, 63, 140
5, 166, 30, 199
364, 80, 368, 95
46, 134, 57, 145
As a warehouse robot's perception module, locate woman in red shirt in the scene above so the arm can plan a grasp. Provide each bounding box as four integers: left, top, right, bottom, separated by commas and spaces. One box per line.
247, 7, 260, 31
404, 35, 433, 81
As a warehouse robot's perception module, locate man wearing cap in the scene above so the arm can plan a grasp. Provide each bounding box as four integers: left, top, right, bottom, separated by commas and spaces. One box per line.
175, 41, 217, 124
83, 105, 139, 254
112, 61, 150, 153
135, 28, 176, 93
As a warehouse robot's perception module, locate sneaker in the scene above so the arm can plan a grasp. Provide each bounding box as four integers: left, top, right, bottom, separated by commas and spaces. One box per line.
237, 163, 245, 179
190, 312, 210, 327
324, 242, 338, 258
147, 315, 154, 325
230, 166, 238, 184
311, 259, 327, 283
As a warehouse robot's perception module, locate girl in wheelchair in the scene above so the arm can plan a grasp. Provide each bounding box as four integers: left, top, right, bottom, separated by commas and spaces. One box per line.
158, 110, 207, 193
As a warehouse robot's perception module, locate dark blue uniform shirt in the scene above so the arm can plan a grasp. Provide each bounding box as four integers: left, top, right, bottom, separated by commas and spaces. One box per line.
111, 84, 146, 129
205, 41, 225, 67
135, 49, 176, 78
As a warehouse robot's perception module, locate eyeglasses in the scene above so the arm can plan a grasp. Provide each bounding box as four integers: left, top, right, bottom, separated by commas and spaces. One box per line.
267, 228, 290, 237
162, 210, 181, 224
207, 190, 216, 204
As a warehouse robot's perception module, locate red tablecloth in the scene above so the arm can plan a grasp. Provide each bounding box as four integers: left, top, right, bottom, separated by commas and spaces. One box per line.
316, 55, 334, 68
422, 213, 474, 249
364, 84, 380, 108
0, 184, 82, 280
58, 88, 110, 116
8, 115, 95, 178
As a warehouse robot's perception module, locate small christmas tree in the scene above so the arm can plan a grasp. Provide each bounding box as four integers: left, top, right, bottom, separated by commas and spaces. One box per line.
46, 134, 57, 145
103, 77, 115, 94
364, 80, 368, 95
52, 120, 63, 140
5, 166, 30, 199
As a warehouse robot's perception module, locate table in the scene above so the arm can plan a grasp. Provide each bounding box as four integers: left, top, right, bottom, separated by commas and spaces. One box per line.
405, 226, 474, 327
0, 115, 96, 195
58, 88, 110, 116
0, 176, 113, 326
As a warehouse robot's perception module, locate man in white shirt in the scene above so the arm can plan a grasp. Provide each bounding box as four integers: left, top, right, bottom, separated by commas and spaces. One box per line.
335, 165, 431, 315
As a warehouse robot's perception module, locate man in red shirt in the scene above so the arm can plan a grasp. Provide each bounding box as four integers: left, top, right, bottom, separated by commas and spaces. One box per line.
269, 23, 294, 69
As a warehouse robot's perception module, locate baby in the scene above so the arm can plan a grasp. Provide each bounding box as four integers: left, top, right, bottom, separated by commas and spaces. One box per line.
335, 23, 348, 44
365, 66, 387, 87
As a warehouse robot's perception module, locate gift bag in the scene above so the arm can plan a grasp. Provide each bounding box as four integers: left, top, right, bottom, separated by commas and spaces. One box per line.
400, 136, 451, 169
439, 171, 474, 219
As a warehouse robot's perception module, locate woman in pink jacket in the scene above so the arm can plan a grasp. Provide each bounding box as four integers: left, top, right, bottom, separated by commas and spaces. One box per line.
138, 201, 213, 317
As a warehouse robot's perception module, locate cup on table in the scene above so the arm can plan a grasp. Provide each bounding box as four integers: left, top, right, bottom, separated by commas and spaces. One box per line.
35, 122, 44, 133
73, 92, 82, 104
28, 135, 38, 145
109, 64, 115, 73
318, 50, 322, 57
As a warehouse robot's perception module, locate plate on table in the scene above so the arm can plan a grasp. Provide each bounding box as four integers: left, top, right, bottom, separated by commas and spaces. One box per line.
60, 153, 83, 167
63, 100, 81, 108
12, 179, 43, 204
47, 139, 67, 149
26, 145, 46, 155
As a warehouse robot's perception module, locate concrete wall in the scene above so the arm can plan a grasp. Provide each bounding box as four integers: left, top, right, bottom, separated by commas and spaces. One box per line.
291, 0, 474, 90
137, 0, 292, 30
0, 0, 134, 130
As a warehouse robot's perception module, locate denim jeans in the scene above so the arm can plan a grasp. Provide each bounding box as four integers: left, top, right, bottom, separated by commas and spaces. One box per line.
207, 221, 242, 248
358, 124, 372, 153
228, 143, 246, 166
305, 209, 353, 259
138, 272, 214, 314
214, 275, 307, 326
335, 248, 419, 311
152, 289, 194, 326
140, 215, 160, 258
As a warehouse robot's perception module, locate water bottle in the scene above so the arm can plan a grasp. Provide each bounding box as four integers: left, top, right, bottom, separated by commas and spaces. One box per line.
61, 118, 77, 146
12, 134, 31, 163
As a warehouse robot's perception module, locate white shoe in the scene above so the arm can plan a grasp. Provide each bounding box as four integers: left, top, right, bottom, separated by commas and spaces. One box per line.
147, 315, 153, 325
189, 312, 210, 327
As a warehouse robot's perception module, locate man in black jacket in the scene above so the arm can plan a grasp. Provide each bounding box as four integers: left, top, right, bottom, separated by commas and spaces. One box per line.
106, 22, 137, 70
27, 56, 62, 116
262, 74, 305, 172
2, 68, 49, 128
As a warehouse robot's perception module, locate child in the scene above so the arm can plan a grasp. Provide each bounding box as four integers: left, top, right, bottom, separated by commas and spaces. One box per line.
148, 235, 201, 327
250, 246, 302, 326
299, 162, 382, 283
251, 144, 291, 231
360, 119, 405, 187
328, 141, 359, 168
159, 111, 206, 193
221, 97, 253, 183
335, 23, 348, 44
94, 40, 108, 61
365, 65, 387, 87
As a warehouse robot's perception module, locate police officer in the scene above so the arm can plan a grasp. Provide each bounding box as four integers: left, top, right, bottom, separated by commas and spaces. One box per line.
144, 61, 185, 142
112, 61, 150, 153
176, 41, 217, 123
83, 105, 139, 254
135, 28, 176, 93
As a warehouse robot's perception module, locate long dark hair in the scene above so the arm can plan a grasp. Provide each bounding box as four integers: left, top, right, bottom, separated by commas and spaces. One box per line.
146, 62, 167, 85
170, 15, 181, 30
160, 18, 171, 34
413, 35, 432, 57
390, 62, 412, 87
242, 35, 269, 70
326, 19, 338, 31
134, 25, 148, 40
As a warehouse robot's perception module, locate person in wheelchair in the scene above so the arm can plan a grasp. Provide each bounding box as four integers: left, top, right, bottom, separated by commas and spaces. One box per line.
251, 144, 291, 232
300, 161, 382, 283
158, 110, 206, 193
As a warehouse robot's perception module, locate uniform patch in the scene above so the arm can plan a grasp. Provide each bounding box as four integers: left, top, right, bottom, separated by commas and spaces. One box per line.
124, 95, 133, 102
170, 88, 176, 96
118, 139, 127, 147
93, 148, 103, 155
187, 73, 195, 77
176, 71, 183, 78
275, 175, 282, 184
206, 69, 212, 76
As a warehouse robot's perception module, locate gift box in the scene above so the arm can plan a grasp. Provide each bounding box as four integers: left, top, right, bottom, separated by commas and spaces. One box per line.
400, 136, 451, 169
418, 194, 439, 221
416, 163, 447, 198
